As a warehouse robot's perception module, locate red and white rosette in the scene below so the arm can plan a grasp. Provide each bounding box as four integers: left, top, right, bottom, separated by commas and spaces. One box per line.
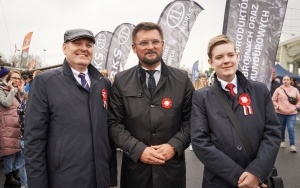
162, 98, 172, 109
238, 93, 253, 115
102, 88, 108, 110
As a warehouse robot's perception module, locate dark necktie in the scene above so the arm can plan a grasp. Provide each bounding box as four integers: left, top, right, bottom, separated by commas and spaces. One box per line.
225, 83, 236, 97
78, 73, 90, 91
146, 70, 157, 96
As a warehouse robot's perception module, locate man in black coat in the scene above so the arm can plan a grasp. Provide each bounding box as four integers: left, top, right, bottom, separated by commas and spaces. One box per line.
270, 69, 280, 96
108, 22, 194, 188
190, 34, 281, 188
25, 29, 117, 188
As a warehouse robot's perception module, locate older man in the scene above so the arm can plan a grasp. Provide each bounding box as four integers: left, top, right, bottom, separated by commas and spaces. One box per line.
25, 29, 117, 188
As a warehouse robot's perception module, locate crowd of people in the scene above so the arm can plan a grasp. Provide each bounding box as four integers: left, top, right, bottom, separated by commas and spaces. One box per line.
0, 22, 297, 188
0, 67, 41, 188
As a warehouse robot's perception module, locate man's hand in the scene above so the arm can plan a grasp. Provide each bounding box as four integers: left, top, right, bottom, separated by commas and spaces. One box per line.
139, 147, 165, 165
151, 144, 176, 161
237, 171, 261, 188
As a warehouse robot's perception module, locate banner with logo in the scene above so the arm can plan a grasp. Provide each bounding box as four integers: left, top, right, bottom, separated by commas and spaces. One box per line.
106, 23, 135, 80
158, 0, 203, 68
192, 60, 199, 82
20, 32, 33, 68
223, 0, 288, 88
92, 31, 113, 71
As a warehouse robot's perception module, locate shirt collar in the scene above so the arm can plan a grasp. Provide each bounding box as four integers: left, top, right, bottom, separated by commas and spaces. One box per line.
71, 67, 88, 77
218, 75, 237, 90
141, 63, 162, 73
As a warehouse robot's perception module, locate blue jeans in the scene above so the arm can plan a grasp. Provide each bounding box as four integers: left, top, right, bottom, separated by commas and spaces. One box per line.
277, 113, 296, 146
19, 139, 27, 186
2, 140, 27, 186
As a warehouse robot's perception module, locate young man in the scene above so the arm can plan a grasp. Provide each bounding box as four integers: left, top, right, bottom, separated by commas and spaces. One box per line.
190, 35, 281, 188
24, 29, 117, 188
108, 22, 194, 188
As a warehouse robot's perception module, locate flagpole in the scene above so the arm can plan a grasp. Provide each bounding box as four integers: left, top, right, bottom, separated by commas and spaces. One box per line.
43, 49, 46, 67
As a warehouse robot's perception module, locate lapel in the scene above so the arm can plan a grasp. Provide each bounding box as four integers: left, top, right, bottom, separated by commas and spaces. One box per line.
233, 71, 250, 111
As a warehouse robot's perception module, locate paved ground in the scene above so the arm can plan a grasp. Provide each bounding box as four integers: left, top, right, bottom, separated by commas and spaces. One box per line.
1, 123, 299, 188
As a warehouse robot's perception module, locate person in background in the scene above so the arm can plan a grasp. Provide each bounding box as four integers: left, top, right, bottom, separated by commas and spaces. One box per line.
0, 69, 25, 188
22, 74, 31, 93
270, 69, 280, 96
190, 34, 281, 187
24, 29, 117, 188
100, 69, 109, 77
272, 75, 300, 153
193, 74, 208, 90
190, 74, 209, 150
0, 67, 9, 85
32, 70, 42, 79
21, 75, 28, 85
17, 93, 28, 188
109, 22, 194, 188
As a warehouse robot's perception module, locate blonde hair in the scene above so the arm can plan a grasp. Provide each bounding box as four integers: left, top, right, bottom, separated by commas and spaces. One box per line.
6, 70, 21, 83
207, 34, 235, 59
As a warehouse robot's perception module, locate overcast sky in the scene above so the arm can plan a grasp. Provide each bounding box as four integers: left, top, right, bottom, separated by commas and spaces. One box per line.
0, 0, 299, 71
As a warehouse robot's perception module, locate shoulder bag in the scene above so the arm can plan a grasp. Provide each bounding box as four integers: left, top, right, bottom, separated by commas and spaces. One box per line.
281, 87, 297, 105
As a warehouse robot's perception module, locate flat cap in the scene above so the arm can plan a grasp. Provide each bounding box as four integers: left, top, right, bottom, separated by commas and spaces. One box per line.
64, 29, 95, 43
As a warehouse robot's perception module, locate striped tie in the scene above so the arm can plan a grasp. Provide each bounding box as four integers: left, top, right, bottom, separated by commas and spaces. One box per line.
78, 73, 90, 91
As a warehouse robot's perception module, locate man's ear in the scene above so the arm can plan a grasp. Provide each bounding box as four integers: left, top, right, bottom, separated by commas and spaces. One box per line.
132, 44, 137, 53
208, 59, 212, 67
62, 43, 67, 55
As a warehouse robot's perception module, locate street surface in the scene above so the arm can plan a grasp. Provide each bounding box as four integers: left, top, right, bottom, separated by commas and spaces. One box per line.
1, 121, 299, 188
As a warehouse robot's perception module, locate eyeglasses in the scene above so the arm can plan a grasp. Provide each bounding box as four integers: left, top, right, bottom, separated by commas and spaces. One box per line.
10, 77, 21, 80
135, 40, 164, 47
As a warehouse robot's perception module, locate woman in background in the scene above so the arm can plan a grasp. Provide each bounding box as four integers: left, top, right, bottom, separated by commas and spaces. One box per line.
272, 75, 300, 153
0, 70, 25, 187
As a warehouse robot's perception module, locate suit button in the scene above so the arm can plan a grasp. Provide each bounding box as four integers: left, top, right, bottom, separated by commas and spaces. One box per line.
237, 145, 243, 150
152, 131, 156, 136
150, 105, 155, 108
126, 150, 129, 154
140, 93, 143, 96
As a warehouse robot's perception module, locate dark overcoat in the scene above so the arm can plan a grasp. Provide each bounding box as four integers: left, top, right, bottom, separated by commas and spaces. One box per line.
190, 71, 281, 187
25, 60, 117, 188
108, 62, 194, 188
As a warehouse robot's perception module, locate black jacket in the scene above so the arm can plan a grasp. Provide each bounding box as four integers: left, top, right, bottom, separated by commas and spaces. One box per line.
25, 60, 117, 188
191, 71, 281, 187
108, 61, 194, 188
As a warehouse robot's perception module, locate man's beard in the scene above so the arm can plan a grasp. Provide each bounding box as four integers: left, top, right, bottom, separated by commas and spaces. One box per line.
140, 52, 162, 66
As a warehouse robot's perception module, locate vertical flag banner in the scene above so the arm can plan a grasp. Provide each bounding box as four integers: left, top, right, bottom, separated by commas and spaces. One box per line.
106, 23, 135, 80
158, 0, 203, 68
223, 0, 288, 88
192, 60, 199, 81
20, 32, 33, 68
92, 31, 113, 71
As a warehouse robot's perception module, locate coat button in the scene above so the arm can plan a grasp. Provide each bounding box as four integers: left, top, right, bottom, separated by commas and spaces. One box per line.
152, 131, 156, 136
237, 145, 243, 150
150, 105, 155, 108
126, 150, 129, 154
